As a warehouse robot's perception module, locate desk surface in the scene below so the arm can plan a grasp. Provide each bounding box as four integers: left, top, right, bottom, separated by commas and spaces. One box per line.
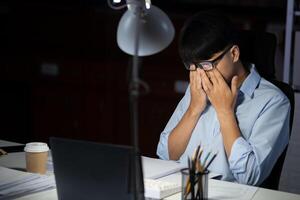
1, 143, 300, 200
6, 186, 300, 200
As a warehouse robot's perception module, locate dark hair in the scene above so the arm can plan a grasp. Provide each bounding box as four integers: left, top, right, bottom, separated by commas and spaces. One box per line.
179, 11, 238, 66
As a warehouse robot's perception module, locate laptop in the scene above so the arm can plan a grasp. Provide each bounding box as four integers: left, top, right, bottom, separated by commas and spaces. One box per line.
50, 137, 144, 200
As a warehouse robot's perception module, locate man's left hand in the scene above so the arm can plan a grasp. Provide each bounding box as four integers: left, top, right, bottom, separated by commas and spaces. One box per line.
200, 69, 239, 115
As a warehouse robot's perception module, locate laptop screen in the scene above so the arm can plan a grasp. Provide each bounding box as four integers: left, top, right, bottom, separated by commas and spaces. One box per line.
50, 137, 143, 200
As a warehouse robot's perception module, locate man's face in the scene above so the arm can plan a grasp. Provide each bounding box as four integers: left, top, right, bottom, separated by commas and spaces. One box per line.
203, 45, 237, 84
184, 45, 239, 84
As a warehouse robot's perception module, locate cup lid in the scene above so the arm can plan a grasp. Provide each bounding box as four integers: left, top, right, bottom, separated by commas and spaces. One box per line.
24, 142, 49, 153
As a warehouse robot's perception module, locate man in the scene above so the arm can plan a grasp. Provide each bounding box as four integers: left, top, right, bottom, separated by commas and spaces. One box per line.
156, 11, 290, 186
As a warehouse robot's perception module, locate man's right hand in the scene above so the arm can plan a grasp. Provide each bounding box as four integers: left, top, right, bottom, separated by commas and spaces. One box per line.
188, 65, 207, 116
167, 65, 207, 160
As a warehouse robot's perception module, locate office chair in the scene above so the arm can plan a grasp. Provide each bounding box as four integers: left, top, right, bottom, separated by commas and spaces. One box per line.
238, 30, 295, 190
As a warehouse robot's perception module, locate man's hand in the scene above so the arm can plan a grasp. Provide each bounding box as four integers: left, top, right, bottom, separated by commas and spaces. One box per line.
188, 65, 207, 116
200, 68, 239, 115
167, 65, 208, 160
199, 68, 241, 157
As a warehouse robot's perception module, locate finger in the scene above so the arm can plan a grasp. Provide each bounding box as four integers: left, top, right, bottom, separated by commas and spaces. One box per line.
190, 64, 196, 71
196, 68, 202, 91
189, 65, 196, 88
231, 75, 239, 97
199, 73, 204, 92
213, 68, 225, 83
200, 69, 213, 92
207, 70, 218, 85
201, 77, 212, 94
198, 70, 204, 92
202, 78, 209, 92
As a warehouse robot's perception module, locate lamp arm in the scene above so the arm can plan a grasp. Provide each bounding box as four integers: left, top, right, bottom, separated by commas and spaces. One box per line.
129, 2, 145, 200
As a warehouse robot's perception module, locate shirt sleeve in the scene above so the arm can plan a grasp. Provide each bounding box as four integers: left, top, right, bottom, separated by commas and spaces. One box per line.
229, 94, 290, 186
156, 86, 191, 160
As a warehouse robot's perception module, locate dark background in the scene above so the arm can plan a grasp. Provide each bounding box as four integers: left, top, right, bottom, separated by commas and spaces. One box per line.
0, 0, 287, 157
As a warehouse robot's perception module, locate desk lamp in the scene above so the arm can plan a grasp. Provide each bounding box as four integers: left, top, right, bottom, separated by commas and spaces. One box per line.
108, 0, 175, 199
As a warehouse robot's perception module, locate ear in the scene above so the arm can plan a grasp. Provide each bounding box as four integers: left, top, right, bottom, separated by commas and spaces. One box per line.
230, 45, 240, 63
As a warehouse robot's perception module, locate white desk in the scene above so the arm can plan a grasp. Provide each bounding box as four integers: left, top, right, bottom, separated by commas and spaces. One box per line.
1, 150, 300, 199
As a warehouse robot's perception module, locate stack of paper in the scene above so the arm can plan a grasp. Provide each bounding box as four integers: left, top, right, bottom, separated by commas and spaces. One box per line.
144, 178, 181, 199
0, 167, 56, 200
46, 152, 54, 173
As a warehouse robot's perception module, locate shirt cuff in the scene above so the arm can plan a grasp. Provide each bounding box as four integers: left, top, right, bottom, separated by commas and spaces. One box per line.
229, 137, 253, 174
156, 132, 170, 160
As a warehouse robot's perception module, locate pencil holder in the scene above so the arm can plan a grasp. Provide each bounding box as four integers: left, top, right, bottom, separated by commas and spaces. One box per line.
181, 168, 208, 200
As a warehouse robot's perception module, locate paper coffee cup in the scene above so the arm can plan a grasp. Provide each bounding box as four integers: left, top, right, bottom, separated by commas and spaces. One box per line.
24, 142, 49, 174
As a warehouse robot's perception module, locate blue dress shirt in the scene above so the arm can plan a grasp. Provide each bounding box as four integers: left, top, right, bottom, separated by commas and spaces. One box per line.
156, 66, 290, 186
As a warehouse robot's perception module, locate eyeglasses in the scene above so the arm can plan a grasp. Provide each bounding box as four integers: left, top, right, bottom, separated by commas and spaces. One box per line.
184, 45, 233, 71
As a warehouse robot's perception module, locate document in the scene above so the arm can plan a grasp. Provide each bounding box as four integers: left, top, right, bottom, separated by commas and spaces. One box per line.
0, 167, 56, 200
158, 174, 258, 200
142, 157, 222, 180
208, 179, 258, 200
142, 157, 183, 179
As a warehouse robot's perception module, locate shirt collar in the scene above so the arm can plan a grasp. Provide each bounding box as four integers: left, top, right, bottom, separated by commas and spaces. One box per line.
239, 64, 261, 98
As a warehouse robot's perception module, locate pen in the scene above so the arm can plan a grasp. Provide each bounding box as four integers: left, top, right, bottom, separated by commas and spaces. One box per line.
184, 157, 191, 198
202, 152, 211, 167
204, 152, 217, 171
196, 149, 204, 172
190, 158, 195, 200
185, 146, 211, 199
192, 145, 201, 161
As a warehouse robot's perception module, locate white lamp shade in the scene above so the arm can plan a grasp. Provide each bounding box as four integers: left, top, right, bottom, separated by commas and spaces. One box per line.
117, 5, 175, 56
